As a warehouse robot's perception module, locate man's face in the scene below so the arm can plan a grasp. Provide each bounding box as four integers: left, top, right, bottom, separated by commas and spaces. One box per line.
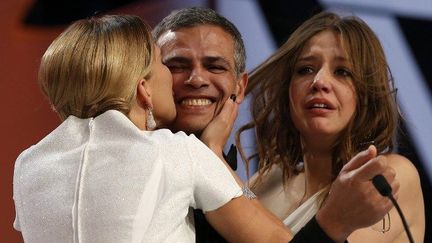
157, 25, 247, 136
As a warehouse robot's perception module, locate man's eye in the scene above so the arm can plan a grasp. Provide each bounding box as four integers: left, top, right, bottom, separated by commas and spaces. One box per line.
208, 65, 227, 73
167, 65, 187, 73
297, 67, 314, 75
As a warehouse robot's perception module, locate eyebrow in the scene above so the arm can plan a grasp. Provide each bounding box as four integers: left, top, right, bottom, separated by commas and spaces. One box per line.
297, 55, 316, 62
164, 55, 233, 69
163, 56, 191, 65
203, 56, 230, 65
297, 54, 349, 63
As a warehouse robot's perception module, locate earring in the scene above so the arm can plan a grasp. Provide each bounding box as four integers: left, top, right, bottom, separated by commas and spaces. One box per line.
146, 108, 156, 130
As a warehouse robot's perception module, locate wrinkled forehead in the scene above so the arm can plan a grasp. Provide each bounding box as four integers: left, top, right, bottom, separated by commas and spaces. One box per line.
156, 25, 236, 65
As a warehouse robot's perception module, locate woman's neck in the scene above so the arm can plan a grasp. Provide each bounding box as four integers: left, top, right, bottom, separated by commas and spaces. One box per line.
301, 142, 333, 198
128, 103, 148, 130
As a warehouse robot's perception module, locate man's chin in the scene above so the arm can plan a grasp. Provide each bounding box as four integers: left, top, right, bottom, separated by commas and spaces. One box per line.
155, 117, 176, 130
171, 119, 209, 137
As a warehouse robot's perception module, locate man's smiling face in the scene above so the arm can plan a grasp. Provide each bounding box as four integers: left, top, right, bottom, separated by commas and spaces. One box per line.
157, 25, 242, 136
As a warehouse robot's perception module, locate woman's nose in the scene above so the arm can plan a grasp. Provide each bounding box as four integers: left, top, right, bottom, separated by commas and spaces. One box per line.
311, 69, 331, 93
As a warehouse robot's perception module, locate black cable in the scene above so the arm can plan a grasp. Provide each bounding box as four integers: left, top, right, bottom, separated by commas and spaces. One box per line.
388, 194, 414, 243
372, 174, 414, 243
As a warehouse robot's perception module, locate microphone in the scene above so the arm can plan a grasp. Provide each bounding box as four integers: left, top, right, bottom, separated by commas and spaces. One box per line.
372, 174, 392, 197
372, 174, 414, 243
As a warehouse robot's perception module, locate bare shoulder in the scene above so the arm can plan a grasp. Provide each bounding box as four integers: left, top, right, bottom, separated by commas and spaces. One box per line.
383, 153, 421, 185
384, 153, 425, 242
382, 153, 422, 201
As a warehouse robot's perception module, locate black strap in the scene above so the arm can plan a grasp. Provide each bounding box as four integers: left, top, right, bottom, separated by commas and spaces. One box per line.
223, 144, 237, 170
290, 216, 348, 243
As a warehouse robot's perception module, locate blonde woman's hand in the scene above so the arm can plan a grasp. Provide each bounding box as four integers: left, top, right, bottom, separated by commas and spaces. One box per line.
200, 96, 238, 157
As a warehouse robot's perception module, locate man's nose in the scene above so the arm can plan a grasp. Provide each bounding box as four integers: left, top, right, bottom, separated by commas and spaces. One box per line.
311, 68, 331, 93
185, 68, 210, 88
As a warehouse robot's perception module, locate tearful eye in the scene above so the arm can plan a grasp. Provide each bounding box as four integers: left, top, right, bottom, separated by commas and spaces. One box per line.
335, 68, 352, 77
297, 67, 314, 75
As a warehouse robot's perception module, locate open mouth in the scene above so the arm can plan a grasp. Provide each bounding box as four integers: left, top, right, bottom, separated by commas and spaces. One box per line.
180, 98, 213, 106
309, 103, 331, 109
306, 98, 335, 110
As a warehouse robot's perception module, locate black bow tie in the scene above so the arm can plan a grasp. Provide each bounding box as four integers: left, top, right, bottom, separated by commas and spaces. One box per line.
223, 144, 237, 170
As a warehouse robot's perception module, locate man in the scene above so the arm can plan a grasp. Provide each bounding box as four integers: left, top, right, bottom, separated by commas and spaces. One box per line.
154, 7, 397, 242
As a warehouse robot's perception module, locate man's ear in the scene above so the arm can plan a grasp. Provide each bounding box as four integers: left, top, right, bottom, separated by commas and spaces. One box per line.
234, 72, 248, 103
136, 79, 153, 109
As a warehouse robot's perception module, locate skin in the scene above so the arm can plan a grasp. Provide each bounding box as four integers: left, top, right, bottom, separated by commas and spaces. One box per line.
147, 46, 177, 127
348, 153, 424, 242
289, 30, 357, 153
128, 46, 176, 130
289, 30, 357, 187
157, 25, 247, 137
253, 30, 423, 242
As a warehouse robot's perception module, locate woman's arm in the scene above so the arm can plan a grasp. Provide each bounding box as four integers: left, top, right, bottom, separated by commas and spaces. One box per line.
199, 97, 294, 242
205, 195, 293, 243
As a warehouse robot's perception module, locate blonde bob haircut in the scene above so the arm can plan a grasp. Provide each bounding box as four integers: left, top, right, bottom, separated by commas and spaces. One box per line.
237, 12, 399, 186
38, 15, 154, 120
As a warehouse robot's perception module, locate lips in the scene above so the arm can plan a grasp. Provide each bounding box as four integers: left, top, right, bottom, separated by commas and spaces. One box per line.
305, 98, 335, 110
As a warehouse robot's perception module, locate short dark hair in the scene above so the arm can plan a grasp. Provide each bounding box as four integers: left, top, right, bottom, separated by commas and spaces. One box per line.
153, 7, 246, 76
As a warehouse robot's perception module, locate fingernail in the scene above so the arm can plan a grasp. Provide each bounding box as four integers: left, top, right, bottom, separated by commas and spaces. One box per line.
230, 94, 237, 102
